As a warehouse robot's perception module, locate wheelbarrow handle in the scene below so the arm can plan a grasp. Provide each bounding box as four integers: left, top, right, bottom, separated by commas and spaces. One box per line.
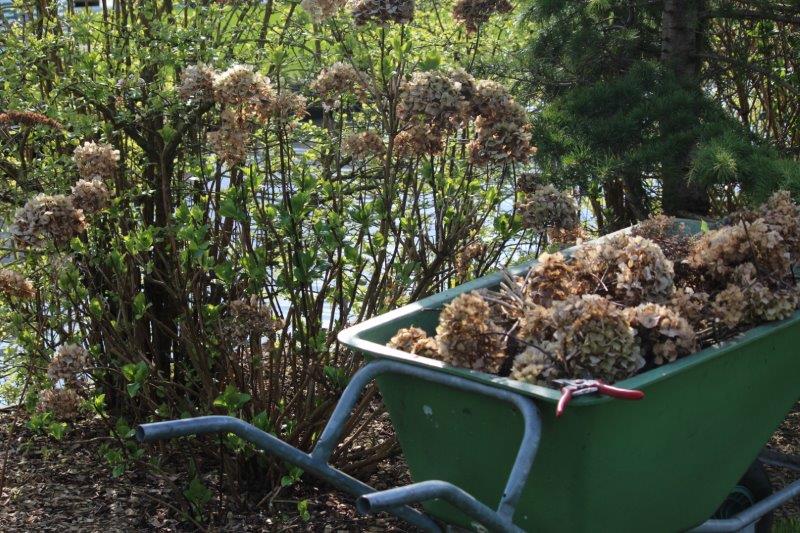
138, 359, 543, 533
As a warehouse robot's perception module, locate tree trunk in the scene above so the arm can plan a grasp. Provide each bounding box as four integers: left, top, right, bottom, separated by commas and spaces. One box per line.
660, 0, 710, 216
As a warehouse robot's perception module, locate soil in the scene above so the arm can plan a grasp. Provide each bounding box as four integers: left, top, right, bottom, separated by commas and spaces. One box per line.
1, 402, 799, 532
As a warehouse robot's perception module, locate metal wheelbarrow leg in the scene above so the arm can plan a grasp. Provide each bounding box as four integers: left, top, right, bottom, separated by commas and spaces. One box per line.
137, 359, 543, 533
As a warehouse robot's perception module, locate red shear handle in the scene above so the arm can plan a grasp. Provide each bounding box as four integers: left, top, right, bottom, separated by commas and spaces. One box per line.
595, 382, 645, 400
555, 388, 573, 418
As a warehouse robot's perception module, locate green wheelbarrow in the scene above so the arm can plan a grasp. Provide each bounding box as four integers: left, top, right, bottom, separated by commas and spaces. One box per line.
138, 225, 800, 532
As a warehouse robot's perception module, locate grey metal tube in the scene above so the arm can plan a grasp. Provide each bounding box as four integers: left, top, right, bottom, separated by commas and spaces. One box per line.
689, 478, 800, 532
137, 415, 442, 533
357, 480, 525, 533
310, 359, 542, 523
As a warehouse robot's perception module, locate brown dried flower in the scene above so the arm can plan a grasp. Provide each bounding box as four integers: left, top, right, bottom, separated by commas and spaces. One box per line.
398, 70, 465, 131
224, 296, 281, 346
70, 178, 110, 214
388, 326, 440, 358
73, 141, 120, 180
213, 65, 275, 114
343, 131, 385, 161
47, 344, 90, 384
0, 111, 64, 130
37, 388, 81, 421
711, 284, 746, 329
523, 252, 584, 306
668, 286, 709, 327
0, 269, 35, 299
625, 303, 697, 365
573, 233, 675, 305
208, 109, 251, 166
178, 63, 216, 103
455, 241, 486, 279
394, 124, 443, 157
310, 62, 368, 109
300, 0, 347, 21
436, 292, 506, 372
518, 184, 579, 233
510, 344, 562, 386
11, 194, 87, 247
350, 0, 414, 25
452, 0, 513, 32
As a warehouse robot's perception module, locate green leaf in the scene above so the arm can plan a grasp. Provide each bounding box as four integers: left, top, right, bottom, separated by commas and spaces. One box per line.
213, 384, 251, 412
700, 219, 710, 233
133, 292, 150, 320
183, 476, 213, 507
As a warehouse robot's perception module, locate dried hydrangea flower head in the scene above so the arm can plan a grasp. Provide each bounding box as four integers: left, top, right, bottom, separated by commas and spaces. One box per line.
518, 184, 579, 233
394, 124, 443, 157
208, 108, 251, 166
310, 62, 368, 109
468, 104, 533, 165
269, 90, 308, 124
70, 178, 110, 214
688, 218, 790, 282
742, 279, 798, 323
343, 131, 385, 160
523, 252, 585, 307
213, 65, 275, 110
625, 303, 696, 365
573, 233, 675, 305
398, 70, 466, 131
47, 344, 90, 384
178, 63, 217, 103
518, 294, 643, 383
224, 295, 281, 346
436, 292, 506, 373
37, 388, 81, 420
388, 326, 440, 358
73, 141, 120, 180
0, 269, 35, 299
0, 111, 64, 130
301, 0, 347, 21
11, 194, 87, 247
455, 241, 486, 279
668, 286, 709, 327
711, 284, 746, 329
554, 295, 644, 382
349, 0, 414, 25
759, 190, 800, 263
510, 345, 562, 386
453, 0, 512, 32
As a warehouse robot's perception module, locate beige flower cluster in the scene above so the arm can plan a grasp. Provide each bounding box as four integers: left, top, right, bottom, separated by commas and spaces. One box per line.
73, 141, 120, 180
511, 295, 644, 384
10, 194, 87, 247
224, 296, 282, 346
300, 0, 347, 22
350, 0, 414, 26
178, 63, 216, 103
436, 292, 506, 372
343, 131, 385, 161
0, 268, 35, 299
47, 344, 90, 384
310, 62, 368, 110
398, 70, 467, 131
70, 178, 110, 214
37, 388, 81, 421
518, 184, 579, 233
387, 326, 439, 358
178, 64, 305, 165
455, 241, 486, 279
452, 0, 513, 32
574, 233, 675, 305
395, 70, 533, 163
523, 252, 586, 307
624, 303, 696, 365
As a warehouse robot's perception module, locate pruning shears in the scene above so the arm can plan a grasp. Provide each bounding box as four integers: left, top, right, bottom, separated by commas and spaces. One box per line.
553, 379, 645, 418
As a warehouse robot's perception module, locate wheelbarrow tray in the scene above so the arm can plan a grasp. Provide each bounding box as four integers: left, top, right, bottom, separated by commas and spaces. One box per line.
338, 223, 800, 532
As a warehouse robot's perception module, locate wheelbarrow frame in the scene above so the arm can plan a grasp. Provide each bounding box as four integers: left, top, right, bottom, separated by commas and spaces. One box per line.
138, 358, 799, 532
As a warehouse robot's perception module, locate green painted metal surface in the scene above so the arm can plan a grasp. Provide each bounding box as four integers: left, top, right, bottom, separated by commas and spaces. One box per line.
339, 224, 800, 532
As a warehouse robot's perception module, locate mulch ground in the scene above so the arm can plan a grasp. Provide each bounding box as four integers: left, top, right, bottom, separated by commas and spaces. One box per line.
1, 402, 799, 532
